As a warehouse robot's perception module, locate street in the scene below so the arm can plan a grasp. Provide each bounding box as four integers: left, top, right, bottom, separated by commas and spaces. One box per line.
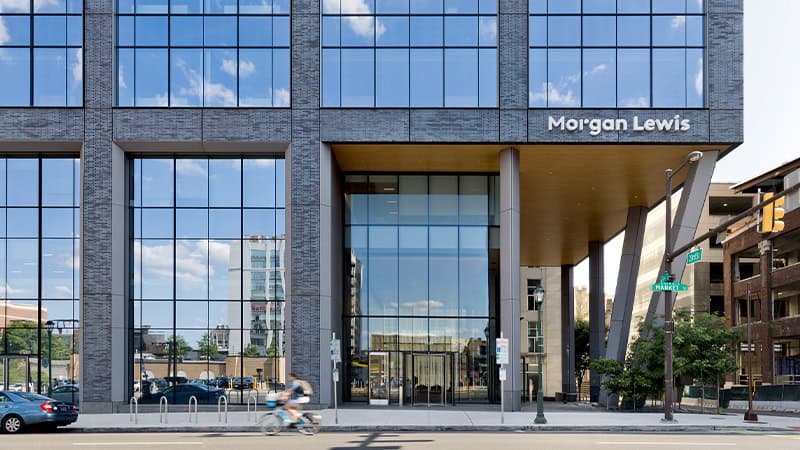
2, 432, 800, 450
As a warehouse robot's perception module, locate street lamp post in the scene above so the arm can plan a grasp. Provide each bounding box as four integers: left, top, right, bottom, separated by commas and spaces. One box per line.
533, 287, 547, 425
45, 320, 55, 395
663, 151, 704, 423
744, 282, 758, 421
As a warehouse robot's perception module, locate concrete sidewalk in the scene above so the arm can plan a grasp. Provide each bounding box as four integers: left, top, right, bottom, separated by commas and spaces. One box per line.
66, 406, 800, 434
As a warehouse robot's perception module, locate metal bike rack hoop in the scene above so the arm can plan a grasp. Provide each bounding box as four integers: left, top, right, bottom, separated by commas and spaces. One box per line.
159, 396, 169, 424
217, 395, 228, 424
188, 395, 198, 424
129, 397, 138, 424
246, 395, 258, 422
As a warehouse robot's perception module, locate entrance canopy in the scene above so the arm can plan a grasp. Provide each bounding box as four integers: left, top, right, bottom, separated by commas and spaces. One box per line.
332, 144, 728, 266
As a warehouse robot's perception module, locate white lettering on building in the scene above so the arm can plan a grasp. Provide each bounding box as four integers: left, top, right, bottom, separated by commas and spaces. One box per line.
548, 115, 691, 136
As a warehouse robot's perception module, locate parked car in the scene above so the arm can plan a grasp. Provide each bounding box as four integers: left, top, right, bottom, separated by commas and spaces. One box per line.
0, 390, 78, 433
162, 376, 188, 385
214, 376, 230, 388
157, 383, 225, 404
232, 377, 254, 390
47, 385, 80, 405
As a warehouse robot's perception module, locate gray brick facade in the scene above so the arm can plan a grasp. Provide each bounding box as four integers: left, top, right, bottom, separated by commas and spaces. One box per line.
0, 1, 742, 412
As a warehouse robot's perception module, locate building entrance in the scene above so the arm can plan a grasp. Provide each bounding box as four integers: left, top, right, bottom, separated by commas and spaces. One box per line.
0, 355, 32, 392
409, 353, 450, 406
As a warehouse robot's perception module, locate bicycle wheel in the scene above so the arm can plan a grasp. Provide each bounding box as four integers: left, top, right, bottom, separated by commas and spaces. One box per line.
258, 413, 281, 435
298, 413, 320, 435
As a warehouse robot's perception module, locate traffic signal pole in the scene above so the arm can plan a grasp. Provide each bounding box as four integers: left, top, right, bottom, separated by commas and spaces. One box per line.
670, 182, 799, 261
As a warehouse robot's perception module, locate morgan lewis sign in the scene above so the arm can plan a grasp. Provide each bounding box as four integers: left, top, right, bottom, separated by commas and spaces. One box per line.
548, 115, 691, 136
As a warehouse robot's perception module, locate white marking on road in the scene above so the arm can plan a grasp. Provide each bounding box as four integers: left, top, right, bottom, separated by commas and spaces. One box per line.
72, 442, 201, 446
597, 442, 735, 447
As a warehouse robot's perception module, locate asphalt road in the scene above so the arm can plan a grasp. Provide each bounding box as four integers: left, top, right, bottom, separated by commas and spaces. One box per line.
2, 432, 799, 449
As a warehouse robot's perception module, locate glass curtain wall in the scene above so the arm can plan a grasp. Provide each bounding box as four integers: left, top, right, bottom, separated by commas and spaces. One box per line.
129, 156, 286, 404
116, 0, 290, 107
344, 174, 500, 404
322, 0, 499, 107
529, 0, 705, 108
0, 0, 83, 106
0, 157, 81, 398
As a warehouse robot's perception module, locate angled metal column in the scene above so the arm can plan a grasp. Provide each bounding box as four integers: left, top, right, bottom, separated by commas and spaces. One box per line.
561, 265, 576, 395
646, 151, 719, 325
600, 206, 648, 406
500, 148, 521, 411
588, 241, 604, 403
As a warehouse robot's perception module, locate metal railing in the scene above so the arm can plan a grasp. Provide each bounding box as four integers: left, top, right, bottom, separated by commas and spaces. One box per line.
246, 395, 258, 421
159, 396, 169, 424
129, 397, 138, 424
217, 395, 228, 424
188, 396, 198, 424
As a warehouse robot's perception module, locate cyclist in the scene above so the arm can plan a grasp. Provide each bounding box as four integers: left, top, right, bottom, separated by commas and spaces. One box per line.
282, 372, 308, 423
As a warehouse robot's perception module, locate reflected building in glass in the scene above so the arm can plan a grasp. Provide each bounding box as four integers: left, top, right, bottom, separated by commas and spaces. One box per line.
0, 0, 742, 412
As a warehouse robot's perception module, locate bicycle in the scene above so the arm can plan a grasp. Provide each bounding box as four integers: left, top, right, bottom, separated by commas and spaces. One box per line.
258, 397, 321, 436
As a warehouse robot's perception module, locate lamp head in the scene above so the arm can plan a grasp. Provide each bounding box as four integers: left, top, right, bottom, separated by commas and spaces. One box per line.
45, 320, 55, 333
687, 151, 704, 163
533, 287, 545, 306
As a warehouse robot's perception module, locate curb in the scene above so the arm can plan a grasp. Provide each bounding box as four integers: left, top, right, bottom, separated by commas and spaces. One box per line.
62, 425, 800, 434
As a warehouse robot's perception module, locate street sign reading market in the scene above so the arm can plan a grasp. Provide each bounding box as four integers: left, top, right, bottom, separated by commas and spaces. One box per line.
651, 272, 689, 292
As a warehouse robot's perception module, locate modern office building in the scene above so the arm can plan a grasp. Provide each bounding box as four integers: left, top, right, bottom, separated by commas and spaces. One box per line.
0, 0, 742, 411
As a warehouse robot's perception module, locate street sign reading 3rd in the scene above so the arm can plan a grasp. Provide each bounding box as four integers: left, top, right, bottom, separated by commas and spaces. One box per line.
687, 248, 702, 265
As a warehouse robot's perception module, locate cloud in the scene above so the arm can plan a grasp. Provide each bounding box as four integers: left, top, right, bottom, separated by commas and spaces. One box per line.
586, 63, 607, 77
173, 57, 236, 106
54, 285, 73, 296
621, 96, 649, 107
0, 18, 9, 46
118, 63, 128, 89
530, 82, 578, 107
694, 57, 703, 96
221, 59, 237, 77
72, 49, 82, 82
2, 0, 33, 13
671, 16, 686, 29
155, 93, 169, 106
479, 18, 497, 44
272, 88, 290, 107
399, 300, 445, 310
175, 159, 207, 176
238, 60, 256, 77
3, 283, 33, 297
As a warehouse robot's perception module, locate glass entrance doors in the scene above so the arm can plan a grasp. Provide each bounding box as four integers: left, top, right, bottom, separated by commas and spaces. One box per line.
411, 353, 450, 406
1, 356, 32, 392
368, 352, 390, 405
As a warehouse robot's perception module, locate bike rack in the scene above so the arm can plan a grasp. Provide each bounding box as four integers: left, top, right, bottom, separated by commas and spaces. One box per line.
246, 395, 258, 421
129, 397, 138, 424
217, 395, 228, 424
188, 396, 198, 424
159, 396, 169, 424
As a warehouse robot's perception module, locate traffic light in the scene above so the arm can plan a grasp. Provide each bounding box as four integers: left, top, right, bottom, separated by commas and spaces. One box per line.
773, 195, 785, 232
759, 192, 786, 233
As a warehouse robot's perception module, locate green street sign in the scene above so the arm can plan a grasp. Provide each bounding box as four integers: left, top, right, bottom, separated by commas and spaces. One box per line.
687, 248, 702, 265
652, 272, 689, 291
652, 282, 689, 292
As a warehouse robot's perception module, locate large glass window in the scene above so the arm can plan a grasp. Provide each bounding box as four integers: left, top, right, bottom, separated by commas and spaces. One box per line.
0, 1, 83, 106
344, 174, 499, 404
116, 0, 290, 107
529, 0, 705, 108
0, 157, 81, 398
322, 0, 498, 107
130, 156, 286, 404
